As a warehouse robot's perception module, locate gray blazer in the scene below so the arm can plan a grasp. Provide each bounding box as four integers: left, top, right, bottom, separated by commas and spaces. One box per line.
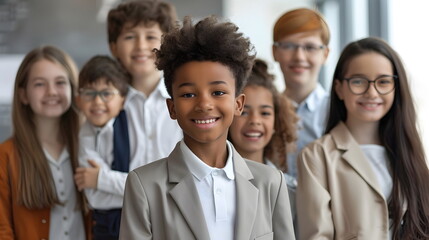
297, 122, 406, 240
119, 142, 295, 240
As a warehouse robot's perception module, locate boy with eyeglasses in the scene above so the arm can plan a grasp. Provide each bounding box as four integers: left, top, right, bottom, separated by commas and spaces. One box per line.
272, 8, 331, 180
272, 9, 330, 236
74, 55, 130, 240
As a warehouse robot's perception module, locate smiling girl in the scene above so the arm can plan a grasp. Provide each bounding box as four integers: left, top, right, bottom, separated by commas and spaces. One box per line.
0, 46, 91, 240
297, 37, 429, 239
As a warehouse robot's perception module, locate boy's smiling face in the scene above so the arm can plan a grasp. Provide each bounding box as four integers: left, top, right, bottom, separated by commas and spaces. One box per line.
77, 78, 125, 127
166, 61, 245, 149
110, 21, 162, 80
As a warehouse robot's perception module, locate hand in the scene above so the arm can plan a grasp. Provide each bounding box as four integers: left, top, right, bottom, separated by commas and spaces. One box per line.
74, 159, 100, 191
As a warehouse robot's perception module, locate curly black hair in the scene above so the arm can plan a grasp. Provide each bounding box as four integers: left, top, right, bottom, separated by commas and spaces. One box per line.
155, 15, 255, 97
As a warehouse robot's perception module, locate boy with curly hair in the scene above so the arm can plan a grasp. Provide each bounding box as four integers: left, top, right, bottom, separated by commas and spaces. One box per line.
119, 16, 295, 240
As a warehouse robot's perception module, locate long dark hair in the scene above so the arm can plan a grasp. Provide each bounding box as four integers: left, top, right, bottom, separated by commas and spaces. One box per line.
326, 37, 429, 239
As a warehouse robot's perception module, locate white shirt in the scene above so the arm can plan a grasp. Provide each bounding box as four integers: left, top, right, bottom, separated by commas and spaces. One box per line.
287, 83, 329, 178
78, 78, 183, 210
361, 144, 393, 240
45, 148, 85, 240
180, 140, 236, 240
124, 78, 182, 166
79, 119, 126, 209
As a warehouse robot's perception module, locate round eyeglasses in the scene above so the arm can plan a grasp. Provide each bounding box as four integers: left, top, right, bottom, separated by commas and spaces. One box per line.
273, 41, 326, 56
79, 89, 120, 102
343, 75, 397, 95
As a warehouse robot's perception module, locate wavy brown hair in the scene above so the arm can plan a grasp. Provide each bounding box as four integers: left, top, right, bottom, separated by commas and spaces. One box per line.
12, 46, 84, 210
155, 15, 255, 97
229, 59, 298, 172
326, 37, 429, 239
107, 0, 178, 44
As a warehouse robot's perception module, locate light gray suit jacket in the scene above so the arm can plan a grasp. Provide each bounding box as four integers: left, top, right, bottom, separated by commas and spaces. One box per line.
297, 122, 406, 240
119, 142, 295, 240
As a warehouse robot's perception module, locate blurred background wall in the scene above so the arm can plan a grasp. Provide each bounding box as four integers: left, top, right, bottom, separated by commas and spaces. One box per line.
1, 0, 428, 159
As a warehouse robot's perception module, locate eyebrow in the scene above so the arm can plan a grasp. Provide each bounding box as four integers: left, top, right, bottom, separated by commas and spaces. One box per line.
177, 80, 227, 88
244, 105, 274, 109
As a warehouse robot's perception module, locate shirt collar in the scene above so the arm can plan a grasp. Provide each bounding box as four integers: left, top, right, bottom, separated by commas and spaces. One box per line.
88, 117, 115, 135
126, 76, 169, 99
43, 148, 69, 165
180, 139, 235, 181
299, 83, 328, 112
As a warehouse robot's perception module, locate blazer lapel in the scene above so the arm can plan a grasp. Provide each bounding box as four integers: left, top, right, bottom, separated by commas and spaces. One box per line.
232, 148, 259, 240
167, 143, 210, 240
331, 122, 385, 200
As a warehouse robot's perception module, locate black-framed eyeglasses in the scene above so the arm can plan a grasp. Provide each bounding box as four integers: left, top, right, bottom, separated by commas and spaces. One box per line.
343, 75, 397, 95
273, 41, 326, 55
79, 89, 120, 102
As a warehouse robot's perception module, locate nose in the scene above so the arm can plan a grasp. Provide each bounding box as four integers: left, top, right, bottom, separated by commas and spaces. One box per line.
249, 112, 262, 126
364, 82, 379, 97
195, 93, 213, 112
94, 94, 104, 104
47, 82, 58, 96
292, 46, 306, 60
136, 36, 148, 50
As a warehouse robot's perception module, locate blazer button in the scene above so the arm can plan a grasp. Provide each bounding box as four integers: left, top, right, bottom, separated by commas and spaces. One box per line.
41, 219, 47, 224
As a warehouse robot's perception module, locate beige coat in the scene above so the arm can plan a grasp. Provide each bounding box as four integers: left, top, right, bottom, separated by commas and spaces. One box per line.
119, 142, 295, 240
297, 122, 406, 240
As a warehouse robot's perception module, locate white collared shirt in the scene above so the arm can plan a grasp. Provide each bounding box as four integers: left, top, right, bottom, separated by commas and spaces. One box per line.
78, 78, 183, 210
287, 83, 329, 178
180, 140, 236, 240
45, 148, 85, 240
79, 119, 126, 209
360, 144, 393, 240
124, 78, 182, 167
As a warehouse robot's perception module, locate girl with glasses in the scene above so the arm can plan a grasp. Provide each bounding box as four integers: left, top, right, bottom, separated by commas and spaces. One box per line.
297, 37, 429, 239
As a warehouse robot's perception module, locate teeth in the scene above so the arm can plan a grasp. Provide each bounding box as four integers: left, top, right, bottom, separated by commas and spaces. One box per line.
44, 100, 58, 105
362, 103, 378, 108
92, 109, 105, 114
194, 119, 216, 124
134, 56, 149, 61
244, 132, 262, 137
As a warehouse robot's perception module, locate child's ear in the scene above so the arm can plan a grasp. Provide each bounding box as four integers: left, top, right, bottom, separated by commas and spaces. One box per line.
322, 46, 330, 64
75, 96, 82, 110
234, 93, 245, 116
334, 79, 344, 100
166, 98, 177, 120
109, 42, 118, 58
18, 88, 29, 105
272, 45, 279, 62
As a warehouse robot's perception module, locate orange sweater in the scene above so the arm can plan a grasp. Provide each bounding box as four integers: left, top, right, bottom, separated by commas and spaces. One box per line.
0, 139, 92, 240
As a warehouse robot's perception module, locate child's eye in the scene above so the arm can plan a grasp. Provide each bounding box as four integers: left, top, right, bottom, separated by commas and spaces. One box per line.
147, 35, 159, 41
240, 111, 248, 116
34, 82, 45, 87
212, 91, 225, 96
181, 93, 195, 98
56, 80, 68, 86
124, 34, 135, 40
261, 111, 272, 116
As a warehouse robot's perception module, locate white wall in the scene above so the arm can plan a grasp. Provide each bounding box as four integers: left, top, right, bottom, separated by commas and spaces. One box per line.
0, 55, 23, 103
223, 0, 315, 91
390, 1, 429, 159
